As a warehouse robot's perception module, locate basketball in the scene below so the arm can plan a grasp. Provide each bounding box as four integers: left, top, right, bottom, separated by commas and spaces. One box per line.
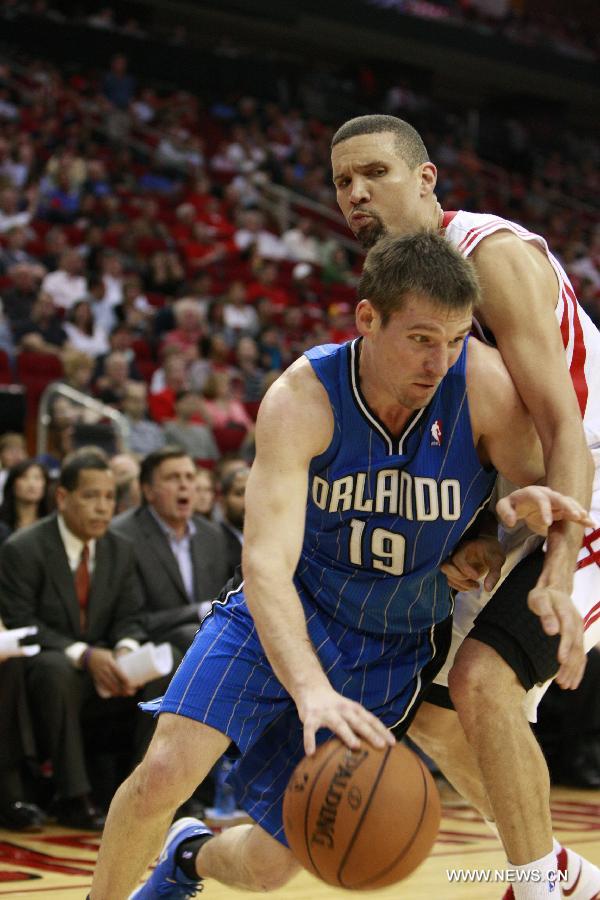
283, 737, 441, 890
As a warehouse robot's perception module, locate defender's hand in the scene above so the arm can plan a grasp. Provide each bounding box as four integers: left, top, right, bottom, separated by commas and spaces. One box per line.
497, 486, 593, 536
527, 581, 586, 690
296, 684, 395, 757
441, 535, 506, 593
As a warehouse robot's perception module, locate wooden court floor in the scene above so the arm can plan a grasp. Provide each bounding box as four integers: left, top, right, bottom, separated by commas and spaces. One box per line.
1, 785, 599, 899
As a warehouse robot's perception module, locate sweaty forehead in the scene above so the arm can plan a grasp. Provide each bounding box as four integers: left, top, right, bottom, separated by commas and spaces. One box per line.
331, 133, 399, 171
391, 295, 473, 331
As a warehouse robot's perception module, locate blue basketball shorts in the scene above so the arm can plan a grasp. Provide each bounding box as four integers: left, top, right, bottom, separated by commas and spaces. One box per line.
143, 585, 451, 845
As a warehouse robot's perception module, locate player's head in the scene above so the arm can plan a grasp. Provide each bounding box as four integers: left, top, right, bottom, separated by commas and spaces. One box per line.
356, 232, 478, 410
331, 115, 437, 248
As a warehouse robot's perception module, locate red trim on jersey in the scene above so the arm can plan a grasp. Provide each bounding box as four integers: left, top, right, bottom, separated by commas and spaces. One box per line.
564, 282, 589, 417
577, 551, 600, 572
582, 527, 600, 549
458, 221, 500, 255
584, 605, 600, 631
442, 211, 458, 229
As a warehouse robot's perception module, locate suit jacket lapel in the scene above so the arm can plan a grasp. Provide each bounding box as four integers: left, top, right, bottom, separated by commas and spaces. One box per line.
45, 518, 80, 636
141, 509, 188, 603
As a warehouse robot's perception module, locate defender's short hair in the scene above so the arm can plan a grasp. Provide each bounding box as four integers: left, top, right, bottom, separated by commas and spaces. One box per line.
359, 232, 479, 326
331, 115, 429, 169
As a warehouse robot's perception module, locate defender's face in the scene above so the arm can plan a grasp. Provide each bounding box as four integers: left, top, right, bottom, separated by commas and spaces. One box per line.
331, 133, 435, 248
357, 295, 472, 410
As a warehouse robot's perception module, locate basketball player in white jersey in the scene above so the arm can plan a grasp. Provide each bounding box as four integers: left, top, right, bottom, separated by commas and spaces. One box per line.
331, 115, 600, 900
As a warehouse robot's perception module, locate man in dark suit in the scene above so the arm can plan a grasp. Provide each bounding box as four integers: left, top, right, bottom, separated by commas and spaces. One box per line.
218, 466, 249, 579
111, 447, 228, 656
0, 449, 172, 830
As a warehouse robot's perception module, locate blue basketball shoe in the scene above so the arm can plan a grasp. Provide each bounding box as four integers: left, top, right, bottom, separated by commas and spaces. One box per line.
130, 817, 213, 898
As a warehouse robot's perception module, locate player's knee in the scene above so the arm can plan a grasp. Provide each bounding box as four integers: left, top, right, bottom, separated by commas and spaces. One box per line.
448, 639, 521, 714
132, 744, 194, 814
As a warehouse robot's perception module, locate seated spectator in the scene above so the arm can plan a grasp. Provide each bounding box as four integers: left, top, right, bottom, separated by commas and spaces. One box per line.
14, 291, 68, 355
60, 349, 96, 396
222, 281, 259, 340
218, 466, 249, 579
0, 186, 38, 234
0, 459, 50, 545
281, 216, 321, 263
100, 250, 125, 307
162, 298, 206, 360
111, 447, 228, 655
109, 452, 141, 515
246, 260, 293, 310
86, 274, 117, 336
0, 449, 174, 829
2, 263, 43, 329
95, 351, 130, 408
41, 249, 87, 312
39, 168, 81, 224
64, 300, 110, 359
122, 382, 165, 456
321, 243, 357, 286
234, 209, 286, 260
148, 353, 189, 423
0, 226, 36, 273
102, 53, 135, 110
0, 433, 27, 503
146, 250, 186, 296
234, 335, 265, 402
114, 276, 154, 336
95, 324, 142, 383
163, 390, 219, 462
194, 467, 217, 520
200, 371, 255, 453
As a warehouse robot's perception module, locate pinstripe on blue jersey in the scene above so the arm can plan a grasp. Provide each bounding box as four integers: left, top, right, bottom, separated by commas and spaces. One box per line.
298, 337, 496, 635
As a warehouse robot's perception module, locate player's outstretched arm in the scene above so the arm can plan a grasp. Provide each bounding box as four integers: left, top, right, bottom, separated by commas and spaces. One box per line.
469, 340, 588, 688
243, 359, 394, 756
472, 232, 594, 590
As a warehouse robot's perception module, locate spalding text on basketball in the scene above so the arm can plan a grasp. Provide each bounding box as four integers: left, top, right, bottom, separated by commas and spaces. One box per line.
311, 749, 369, 850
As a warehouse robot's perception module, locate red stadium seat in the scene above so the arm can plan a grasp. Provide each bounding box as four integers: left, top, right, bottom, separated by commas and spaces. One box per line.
0, 350, 13, 385
212, 425, 247, 455
16, 352, 64, 415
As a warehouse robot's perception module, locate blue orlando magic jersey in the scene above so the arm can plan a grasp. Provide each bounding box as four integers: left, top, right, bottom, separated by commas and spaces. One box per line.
297, 337, 496, 635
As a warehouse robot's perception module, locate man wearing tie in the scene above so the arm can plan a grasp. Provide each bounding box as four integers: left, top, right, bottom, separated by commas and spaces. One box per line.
0, 448, 168, 830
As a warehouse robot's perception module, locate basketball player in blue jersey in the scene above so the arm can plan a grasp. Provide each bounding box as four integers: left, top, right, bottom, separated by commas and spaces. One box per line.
89, 233, 591, 900
331, 115, 600, 900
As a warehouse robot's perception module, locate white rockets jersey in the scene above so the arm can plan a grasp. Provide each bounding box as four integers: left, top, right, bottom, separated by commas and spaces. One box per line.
443, 210, 600, 452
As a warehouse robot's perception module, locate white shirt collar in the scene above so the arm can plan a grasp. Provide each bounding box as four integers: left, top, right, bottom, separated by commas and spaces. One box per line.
57, 514, 96, 570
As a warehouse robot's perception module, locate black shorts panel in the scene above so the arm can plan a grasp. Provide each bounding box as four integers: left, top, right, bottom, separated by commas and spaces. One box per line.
391, 614, 453, 738
422, 682, 454, 710
469, 546, 560, 690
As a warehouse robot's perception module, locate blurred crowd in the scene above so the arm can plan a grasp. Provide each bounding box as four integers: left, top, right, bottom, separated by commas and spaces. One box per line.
0, 0, 597, 836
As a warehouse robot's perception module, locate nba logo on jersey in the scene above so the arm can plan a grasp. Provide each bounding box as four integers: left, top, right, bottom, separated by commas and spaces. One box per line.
431, 420, 442, 446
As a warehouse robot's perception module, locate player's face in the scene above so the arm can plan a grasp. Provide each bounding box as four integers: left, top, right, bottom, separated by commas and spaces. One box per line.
332, 133, 436, 249
357, 294, 472, 410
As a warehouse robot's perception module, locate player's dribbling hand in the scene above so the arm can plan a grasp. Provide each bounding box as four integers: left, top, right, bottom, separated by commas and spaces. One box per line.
497, 486, 594, 536
441, 535, 506, 592
296, 684, 395, 757
527, 581, 586, 690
